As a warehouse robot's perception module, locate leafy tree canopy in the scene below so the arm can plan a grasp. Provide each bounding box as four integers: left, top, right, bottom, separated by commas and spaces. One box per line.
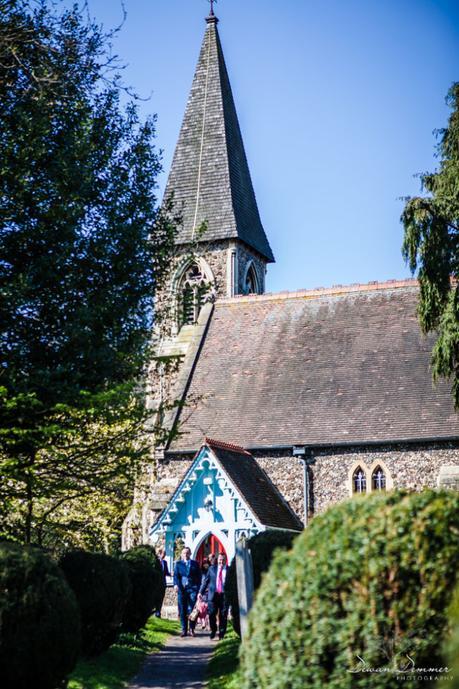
402, 82, 459, 405
0, 0, 176, 545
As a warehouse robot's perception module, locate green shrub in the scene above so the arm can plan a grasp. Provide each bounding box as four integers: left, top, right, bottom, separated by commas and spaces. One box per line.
121, 545, 165, 633
225, 529, 299, 636
446, 586, 459, 689
0, 542, 80, 689
60, 550, 131, 656
239, 490, 459, 689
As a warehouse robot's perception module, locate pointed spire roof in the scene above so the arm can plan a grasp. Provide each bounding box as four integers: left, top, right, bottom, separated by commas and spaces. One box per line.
164, 14, 274, 263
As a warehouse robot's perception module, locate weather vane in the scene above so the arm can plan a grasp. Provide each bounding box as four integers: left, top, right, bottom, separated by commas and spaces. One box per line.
208, 0, 217, 17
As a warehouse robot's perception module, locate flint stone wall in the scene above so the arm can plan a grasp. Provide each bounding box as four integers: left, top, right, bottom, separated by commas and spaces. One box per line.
156, 442, 459, 528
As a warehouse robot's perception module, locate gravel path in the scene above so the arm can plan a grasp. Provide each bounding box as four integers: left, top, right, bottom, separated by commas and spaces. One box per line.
127, 628, 214, 689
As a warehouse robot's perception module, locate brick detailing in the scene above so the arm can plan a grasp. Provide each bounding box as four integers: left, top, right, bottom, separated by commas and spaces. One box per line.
205, 437, 252, 455
219, 278, 419, 305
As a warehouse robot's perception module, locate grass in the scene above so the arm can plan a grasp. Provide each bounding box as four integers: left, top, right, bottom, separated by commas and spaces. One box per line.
206, 626, 241, 689
68, 616, 180, 689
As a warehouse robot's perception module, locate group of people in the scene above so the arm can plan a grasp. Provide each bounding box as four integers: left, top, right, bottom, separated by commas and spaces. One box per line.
172, 547, 229, 639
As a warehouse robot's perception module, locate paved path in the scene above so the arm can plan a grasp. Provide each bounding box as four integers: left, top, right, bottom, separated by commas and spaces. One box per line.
128, 629, 214, 689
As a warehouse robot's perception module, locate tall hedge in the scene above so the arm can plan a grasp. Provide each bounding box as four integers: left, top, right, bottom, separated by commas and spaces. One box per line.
225, 530, 299, 636
239, 490, 459, 689
60, 550, 131, 656
446, 586, 459, 689
121, 545, 165, 633
0, 542, 80, 689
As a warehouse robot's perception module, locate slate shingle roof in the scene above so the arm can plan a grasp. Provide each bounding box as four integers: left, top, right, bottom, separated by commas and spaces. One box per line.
169, 280, 459, 451
163, 16, 274, 263
206, 439, 303, 531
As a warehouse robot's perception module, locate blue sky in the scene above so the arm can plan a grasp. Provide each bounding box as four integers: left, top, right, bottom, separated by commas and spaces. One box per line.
82, 0, 459, 293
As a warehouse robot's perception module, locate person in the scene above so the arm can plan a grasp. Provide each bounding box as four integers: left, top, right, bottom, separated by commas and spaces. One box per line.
173, 547, 201, 637
199, 552, 229, 640
197, 556, 212, 630
155, 549, 170, 618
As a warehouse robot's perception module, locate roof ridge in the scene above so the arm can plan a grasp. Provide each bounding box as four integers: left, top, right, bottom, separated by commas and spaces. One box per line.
205, 437, 252, 456
217, 278, 418, 304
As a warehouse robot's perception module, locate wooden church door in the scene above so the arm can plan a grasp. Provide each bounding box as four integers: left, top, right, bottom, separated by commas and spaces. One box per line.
195, 534, 227, 565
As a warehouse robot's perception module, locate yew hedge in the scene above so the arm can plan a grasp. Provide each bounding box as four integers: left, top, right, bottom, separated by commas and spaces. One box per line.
239, 490, 459, 689
0, 542, 80, 689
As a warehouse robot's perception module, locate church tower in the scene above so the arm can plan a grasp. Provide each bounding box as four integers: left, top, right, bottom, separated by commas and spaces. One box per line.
163, 7, 274, 332
123, 9, 274, 548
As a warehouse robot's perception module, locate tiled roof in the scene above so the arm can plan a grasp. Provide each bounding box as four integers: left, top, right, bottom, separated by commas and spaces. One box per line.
163, 16, 274, 263
169, 280, 459, 451
206, 440, 303, 531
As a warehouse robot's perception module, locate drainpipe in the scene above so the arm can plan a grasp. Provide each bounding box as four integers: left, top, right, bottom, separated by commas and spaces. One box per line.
292, 446, 315, 527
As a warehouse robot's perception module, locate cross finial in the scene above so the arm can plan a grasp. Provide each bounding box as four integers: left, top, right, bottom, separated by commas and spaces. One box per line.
206, 0, 219, 24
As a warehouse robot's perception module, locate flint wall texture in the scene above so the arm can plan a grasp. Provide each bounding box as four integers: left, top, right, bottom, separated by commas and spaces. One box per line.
154, 442, 459, 528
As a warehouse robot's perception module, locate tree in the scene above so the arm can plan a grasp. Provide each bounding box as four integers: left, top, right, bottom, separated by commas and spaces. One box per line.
0, 0, 177, 547
402, 82, 459, 405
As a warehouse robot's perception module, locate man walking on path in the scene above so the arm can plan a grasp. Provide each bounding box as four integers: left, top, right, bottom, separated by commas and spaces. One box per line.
156, 549, 170, 618
199, 552, 229, 640
174, 547, 201, 637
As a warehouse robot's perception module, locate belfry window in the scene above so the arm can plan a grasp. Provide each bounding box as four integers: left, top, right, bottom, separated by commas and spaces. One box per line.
372, 466, 386, 491
244, 264, 259, 295
353, 467, 367, 493
179, 263, 210, 326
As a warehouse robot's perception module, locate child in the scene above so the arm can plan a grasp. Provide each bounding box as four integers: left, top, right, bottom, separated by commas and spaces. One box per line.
196, 596, 209, 630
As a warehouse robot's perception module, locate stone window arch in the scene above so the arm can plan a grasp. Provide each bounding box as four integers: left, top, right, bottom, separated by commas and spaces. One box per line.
177, 261, 213, 327
243, 261, 260, 295
371, 465, 386, 491
368, 460, 393, 492
352, 465, 367, 494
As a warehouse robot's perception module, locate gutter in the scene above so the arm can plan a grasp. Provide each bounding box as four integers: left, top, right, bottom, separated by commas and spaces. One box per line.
165, 434, 459, 456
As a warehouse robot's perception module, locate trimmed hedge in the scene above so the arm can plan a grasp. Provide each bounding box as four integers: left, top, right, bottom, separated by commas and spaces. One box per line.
239, 490, 459, 689
60, 550, 131, 656
0, 542, 80, 689
121, 545, 165, 633
225, 529, 299, 636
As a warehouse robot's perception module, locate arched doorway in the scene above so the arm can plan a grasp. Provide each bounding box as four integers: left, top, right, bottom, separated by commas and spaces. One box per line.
195, 533, 227, 566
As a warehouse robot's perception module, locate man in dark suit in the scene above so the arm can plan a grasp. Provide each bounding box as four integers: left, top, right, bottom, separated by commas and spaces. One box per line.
173, 547, 201, 637
155, 549, 170, 618
199, 552, 228, 639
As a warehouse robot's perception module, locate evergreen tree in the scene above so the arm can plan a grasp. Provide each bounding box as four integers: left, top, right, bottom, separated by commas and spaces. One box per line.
0, 0, 176, 546
402, 83, 459, 405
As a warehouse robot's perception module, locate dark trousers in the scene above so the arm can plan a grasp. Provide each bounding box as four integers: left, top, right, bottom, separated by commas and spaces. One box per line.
155, 580, 167, 617
209, 592, 228, 638
178, 588, 198, 633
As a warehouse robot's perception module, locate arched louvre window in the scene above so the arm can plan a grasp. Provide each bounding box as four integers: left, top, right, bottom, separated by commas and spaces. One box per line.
372, 466, 386, 491
353, 467, 367, 494
179, 263, 210, 326
244, 264, 259, 295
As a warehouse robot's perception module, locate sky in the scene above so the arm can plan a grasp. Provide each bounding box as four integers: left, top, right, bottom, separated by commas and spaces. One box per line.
79, 0, 459, 293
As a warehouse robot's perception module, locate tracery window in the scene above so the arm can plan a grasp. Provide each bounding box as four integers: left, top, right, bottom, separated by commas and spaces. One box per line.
244, 264, 259, 295
353, 466, 367, 494
179, 263, 210, 326
372, 466, 386, 491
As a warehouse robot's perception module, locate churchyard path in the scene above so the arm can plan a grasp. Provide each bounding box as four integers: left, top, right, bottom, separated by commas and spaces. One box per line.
127, 628, 214, 689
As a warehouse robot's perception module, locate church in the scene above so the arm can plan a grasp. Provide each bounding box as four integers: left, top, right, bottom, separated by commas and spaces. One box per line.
123, 7, 459, 568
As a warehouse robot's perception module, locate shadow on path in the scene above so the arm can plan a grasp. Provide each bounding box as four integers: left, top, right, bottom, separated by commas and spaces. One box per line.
128, 629, 214, 689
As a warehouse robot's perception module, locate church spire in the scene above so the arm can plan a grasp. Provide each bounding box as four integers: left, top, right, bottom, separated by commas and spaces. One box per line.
164, 10, 274, 263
